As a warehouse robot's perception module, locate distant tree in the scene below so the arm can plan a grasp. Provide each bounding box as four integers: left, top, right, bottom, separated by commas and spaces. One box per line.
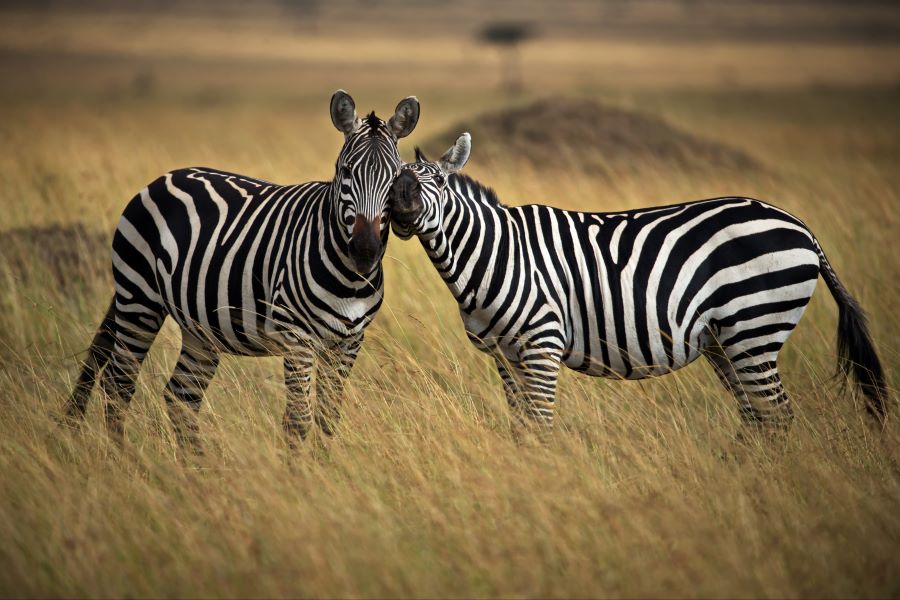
479, 21, 536, 93
280, 0, 320, 33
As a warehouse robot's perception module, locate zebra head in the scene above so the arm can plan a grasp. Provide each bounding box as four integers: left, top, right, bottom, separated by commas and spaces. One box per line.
390, 133, 471, 241
330, 90, 420, 274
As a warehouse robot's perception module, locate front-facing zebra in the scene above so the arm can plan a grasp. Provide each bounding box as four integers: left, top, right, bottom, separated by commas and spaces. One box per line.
64, 90, 420, 451
390, 133, 888, 434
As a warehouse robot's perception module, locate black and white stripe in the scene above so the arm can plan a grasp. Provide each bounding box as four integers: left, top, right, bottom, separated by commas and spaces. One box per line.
65, 91, 420, 450
390, 133, 887, 432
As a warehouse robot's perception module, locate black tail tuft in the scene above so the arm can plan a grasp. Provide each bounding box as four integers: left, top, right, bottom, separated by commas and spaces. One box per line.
818, 242, 888, 425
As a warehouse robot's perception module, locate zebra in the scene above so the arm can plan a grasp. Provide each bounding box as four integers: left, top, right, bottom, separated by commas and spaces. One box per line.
63, 90, 420, 452
389, 133, 888, 434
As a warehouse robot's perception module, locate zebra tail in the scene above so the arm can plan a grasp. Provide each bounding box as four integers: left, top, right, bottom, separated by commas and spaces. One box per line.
815, 240, 888, 425
64, 296, 117, 421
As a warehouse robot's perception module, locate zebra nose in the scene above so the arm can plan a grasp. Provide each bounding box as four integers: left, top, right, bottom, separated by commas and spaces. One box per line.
348, 215, 382, 274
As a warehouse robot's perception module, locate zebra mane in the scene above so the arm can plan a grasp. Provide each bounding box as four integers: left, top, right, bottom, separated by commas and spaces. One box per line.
451, 173, 506, 208
364, 111, 383, 134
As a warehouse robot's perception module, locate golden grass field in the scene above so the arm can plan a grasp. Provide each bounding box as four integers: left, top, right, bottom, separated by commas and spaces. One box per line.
0, 3, 899, 598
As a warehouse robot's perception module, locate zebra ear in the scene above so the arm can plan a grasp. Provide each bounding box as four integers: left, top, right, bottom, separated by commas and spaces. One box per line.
330, 89, 358, 135
389, 96, 420, 139
414, 147, 428, 162
438, 133, 471, 174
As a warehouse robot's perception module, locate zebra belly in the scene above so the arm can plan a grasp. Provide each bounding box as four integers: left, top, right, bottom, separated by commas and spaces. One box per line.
560, 271, 818, 380
158, 286, 283, 356
562, 346, 702, 380
161, 296, 375, 356
154, 248, 379, 355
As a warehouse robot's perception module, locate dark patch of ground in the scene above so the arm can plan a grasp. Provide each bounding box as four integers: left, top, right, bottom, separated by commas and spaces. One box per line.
0, 223, 110, 292
424, 97, 760, 177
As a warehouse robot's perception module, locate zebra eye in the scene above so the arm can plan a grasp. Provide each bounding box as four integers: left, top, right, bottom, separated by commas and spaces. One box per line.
434, 174, 445, 186
341, 165, 352, 178
343, 213, 355, 226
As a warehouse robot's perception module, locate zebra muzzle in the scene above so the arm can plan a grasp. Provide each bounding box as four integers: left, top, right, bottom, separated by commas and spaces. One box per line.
348, 215, 382, 274
390, 169, 423, 226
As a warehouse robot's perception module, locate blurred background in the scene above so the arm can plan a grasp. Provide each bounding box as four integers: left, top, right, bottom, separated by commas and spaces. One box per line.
3, 0, 900, 96
1, 2, 898, 597
2, 0, 900, 224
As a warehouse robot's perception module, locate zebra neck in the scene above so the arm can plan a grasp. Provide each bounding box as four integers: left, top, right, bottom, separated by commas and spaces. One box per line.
421, 187, 509, 306
279, 186, 382, 299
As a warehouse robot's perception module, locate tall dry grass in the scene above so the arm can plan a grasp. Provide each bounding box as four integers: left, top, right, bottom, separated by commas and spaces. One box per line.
0, 35, 898, 597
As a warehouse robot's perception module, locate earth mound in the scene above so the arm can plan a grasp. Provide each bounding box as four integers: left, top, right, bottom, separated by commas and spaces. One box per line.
0, 224, 109, 291
424, 98, 759, 176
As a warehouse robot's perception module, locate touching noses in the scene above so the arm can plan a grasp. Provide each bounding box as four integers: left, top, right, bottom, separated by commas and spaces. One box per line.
348, 214, 382, 274
391, 170, 423, 226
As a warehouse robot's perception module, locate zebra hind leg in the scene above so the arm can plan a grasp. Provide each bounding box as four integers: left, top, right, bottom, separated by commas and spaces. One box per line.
100, 302, 165, 446
164, 333, 220, 456
703, 344, 793, 435
63, 296, 117, 424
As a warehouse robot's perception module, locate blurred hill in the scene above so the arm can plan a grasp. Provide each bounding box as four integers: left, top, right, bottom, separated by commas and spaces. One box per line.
424, 97, 760, 178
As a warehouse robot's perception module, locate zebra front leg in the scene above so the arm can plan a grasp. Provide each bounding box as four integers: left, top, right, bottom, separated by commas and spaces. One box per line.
494, 351, 562, 440
283, 345, 315, 448
314, 334, 363, 437
163, 333, 220, 456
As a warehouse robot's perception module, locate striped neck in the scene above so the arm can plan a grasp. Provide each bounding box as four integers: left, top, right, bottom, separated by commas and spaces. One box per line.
283, 184, 384, 291
421, 176, 509, 304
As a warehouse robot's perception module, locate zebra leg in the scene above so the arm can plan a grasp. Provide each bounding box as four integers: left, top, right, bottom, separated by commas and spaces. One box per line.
64, 296, 116, 423
100, 303, 165, 445
163, 333, 220, 455
494, 351, 562, 437
494, 357, 522, 416
703, 344, 793, 431
314, 334, 363, 437
282, 344, 316, 447
495, 357, 534, 443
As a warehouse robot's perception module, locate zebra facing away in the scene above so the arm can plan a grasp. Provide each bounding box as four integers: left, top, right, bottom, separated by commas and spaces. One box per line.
64, 90, 420, 452
389, 133, 888, 434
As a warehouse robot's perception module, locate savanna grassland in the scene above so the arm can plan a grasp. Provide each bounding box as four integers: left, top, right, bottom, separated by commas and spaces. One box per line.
0, 2, 898, 598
